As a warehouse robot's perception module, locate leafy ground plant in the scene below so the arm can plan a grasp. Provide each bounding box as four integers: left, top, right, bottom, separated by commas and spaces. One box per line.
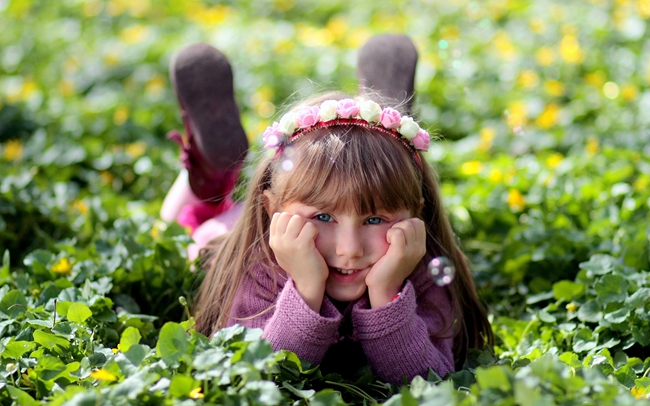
2, 0, 650, 404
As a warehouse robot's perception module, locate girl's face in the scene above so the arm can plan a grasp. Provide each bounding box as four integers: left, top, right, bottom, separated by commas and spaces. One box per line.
279, 201, 412, 302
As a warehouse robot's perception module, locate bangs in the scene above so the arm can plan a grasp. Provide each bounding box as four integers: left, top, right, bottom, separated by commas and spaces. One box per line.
271, 126, 423, 215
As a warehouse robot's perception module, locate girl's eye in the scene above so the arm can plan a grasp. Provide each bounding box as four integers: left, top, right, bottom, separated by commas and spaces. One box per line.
366, 217, 383, 225
315, 213, 333, 222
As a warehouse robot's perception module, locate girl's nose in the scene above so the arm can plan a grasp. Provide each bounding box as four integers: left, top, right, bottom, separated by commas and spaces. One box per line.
335, 226, 363, 259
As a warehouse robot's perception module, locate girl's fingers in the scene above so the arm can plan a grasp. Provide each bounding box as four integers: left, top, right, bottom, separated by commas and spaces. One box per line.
285, 214, 306, 239
299, 221, 318, 241
270, 212, 280, 237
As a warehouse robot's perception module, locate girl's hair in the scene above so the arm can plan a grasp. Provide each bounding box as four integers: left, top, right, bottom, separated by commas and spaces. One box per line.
193, 92, 493, 368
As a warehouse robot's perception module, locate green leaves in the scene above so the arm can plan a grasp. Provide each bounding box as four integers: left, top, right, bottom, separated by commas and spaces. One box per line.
67, 302, 92, 323
1, 0, 650, 405
553, 280, 584, 301
156, 322, 188, 366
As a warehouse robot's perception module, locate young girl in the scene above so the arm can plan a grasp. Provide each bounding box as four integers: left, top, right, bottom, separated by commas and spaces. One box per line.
162, 37, 492, 384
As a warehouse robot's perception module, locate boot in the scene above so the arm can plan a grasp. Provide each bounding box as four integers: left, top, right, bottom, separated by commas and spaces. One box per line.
357, 34, 418, 114
161, 43, 248, 224
168, 43, 248, 202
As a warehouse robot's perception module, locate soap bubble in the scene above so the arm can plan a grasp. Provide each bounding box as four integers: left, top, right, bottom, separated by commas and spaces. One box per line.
281, 159, 294, 172
428, 256, 456, 286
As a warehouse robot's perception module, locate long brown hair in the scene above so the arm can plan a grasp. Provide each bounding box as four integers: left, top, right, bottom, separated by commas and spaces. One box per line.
193, 93, 493, 367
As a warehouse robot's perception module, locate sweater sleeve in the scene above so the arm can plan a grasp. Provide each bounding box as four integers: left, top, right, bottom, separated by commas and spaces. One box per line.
227, 265, 342, 364
351, 279, 455, 384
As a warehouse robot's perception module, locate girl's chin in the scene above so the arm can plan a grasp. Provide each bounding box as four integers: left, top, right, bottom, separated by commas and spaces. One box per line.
326, 290, 366, 303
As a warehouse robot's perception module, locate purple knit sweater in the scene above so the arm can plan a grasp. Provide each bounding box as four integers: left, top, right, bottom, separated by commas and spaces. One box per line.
226, 262, 455, 384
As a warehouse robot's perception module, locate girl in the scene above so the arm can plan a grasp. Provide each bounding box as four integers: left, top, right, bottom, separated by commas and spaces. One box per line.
162, 38, 492, 384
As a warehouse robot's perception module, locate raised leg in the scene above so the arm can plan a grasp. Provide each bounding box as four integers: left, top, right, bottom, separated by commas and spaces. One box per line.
357, 34, 418, 114
161, 43, 248, 226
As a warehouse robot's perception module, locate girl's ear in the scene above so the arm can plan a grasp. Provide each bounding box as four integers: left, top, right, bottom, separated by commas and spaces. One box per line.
262, 190, 276, 216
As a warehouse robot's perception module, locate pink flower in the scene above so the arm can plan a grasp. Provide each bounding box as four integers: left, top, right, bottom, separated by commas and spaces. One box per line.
380, 107, 401, 129
336, 99, 360, 118
262, 122, 283, 149
295, 106, 320, 128
412, 129, 430, 151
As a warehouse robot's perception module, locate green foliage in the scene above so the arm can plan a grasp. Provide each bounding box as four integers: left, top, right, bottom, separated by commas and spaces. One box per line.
2, 0, 650, 404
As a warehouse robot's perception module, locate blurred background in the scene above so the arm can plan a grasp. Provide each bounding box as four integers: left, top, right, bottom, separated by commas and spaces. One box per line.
1, 0, 650, 316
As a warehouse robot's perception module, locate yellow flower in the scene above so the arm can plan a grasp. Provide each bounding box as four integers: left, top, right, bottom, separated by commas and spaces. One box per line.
346, 28, 372, 49
145, 75, 166, 97
493, 31, 517, 60
479, 127, 496, 151
187, 4, 232, 27
298, 26, 334, 47
21, 368, 34, 387
489, 169, 503, 183
640, 0, 650, 17
119, 25, 147, 44
189, 387, 205, 399
621, 84, 639, 101
586, 138, 600, 155
112, 344, 121, 354
560, 35, 583, 64
585, 71, 606, 87
517, 70, 539, 89
440, 25, 461, 40
326, 16, 348, 42
52, 258, 73, 276
461, 161, 483, 175
536, 103, 560, 129
545, 80, 565, 97
507, 189, 526, 211
125, 141, 147, 159
631, 385, 650, 399
103, 52, 120, 67
3, 140, 23, 161
273, 39, 294, 55
114, 107, 129, 125
90, 368, 117, 382
566, 303, 578, 312
504, 101, 527, 128
633, 175, 650, 191
535, 47, 556, 67
546, 153, 564, 169
73, 200, 89, 215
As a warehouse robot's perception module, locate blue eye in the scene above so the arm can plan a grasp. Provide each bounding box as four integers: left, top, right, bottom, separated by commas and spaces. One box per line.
366, 217, 383, 225
315, 213, 332, 222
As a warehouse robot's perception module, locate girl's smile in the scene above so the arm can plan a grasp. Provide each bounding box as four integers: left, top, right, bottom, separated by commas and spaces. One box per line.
279, 201, 412, 302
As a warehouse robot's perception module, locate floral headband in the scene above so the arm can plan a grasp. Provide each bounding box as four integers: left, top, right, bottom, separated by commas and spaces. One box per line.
262, 98, 430, 171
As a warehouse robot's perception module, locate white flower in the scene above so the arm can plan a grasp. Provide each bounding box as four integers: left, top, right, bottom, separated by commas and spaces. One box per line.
359, 100, 382, 123
278, 112, 298, 134
398, 116, 420, 140
319, 100, 338, 121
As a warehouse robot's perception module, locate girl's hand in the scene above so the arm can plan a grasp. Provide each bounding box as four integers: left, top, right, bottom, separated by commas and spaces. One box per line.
365, 218, 426, 308
269, 212, 329, 312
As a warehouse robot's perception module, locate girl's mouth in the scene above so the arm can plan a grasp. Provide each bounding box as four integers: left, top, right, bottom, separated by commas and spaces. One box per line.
332, 267, 361, 275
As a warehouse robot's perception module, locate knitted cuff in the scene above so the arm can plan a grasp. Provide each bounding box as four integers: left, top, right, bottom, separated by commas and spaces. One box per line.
352, 280, 417, 340
265, 278, 342, 347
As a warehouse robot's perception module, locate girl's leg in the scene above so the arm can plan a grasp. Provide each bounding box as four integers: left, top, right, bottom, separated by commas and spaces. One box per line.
357, 34, 418, 114
161, 43, 248, 233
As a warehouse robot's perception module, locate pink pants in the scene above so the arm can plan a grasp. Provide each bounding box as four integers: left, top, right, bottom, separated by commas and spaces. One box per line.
161, 169, 243, 260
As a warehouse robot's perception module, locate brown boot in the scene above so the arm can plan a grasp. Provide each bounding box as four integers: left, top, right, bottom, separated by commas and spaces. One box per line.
167, 43, 248, 202
357, 34, 418, 114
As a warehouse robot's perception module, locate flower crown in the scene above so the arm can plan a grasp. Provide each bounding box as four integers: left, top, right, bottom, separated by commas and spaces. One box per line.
262, 98, 431, 170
